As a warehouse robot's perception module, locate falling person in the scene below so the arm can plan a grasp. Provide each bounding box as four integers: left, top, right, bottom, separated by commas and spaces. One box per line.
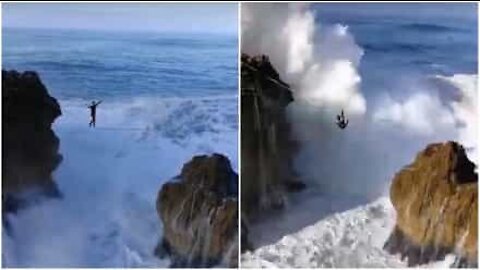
336, 109, 349, 129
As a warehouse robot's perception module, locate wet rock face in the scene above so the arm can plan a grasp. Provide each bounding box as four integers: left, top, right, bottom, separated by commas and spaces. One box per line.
2, 70, 62, 211
384, 141, 477, 267
241, 53, 300, 218
156, 153, 238, 268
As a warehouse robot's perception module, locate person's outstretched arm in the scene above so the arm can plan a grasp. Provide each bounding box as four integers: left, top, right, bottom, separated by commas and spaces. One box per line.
96, 100, 103, 106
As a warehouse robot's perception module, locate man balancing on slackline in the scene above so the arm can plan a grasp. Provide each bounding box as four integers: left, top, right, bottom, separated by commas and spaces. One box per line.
88, 100, 102, 128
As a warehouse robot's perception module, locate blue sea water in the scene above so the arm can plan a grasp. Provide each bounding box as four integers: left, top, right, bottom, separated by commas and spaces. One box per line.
2, 28, 238, 268
3, 28, 238, 100
313, 3, 477, 102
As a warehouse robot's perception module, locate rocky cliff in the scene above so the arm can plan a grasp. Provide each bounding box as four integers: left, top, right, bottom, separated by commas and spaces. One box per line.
384, 141, 477, 267
241, 54, 301, 219
2, 70, 62, 213
155, 153, 238, 267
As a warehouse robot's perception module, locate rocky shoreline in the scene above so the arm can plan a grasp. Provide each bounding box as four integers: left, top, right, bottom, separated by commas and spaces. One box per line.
2, 70, 63, 218
384, 141, 477, 267
241, 54, 306, 252
241, 54, 303, 216
155, 153, 239, 268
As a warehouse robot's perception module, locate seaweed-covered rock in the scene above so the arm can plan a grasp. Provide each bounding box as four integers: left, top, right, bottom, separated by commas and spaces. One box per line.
2, 70, 62, 213
156, 153, 238, 267
384, 141, 477, 267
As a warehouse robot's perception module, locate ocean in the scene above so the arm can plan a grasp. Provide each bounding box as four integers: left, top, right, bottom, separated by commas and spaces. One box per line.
241, 3, 477, 268
313, 3, 477, 102
2, 28, 238, 267
3, 28, 238, 99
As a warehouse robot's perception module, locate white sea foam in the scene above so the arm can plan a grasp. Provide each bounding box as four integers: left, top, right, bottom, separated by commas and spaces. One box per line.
373, 74, 477, 164
242, 3, 366, 116
241, 3, 476, 268
241, 197, 455, 268
2, 95, 237, 267
437, 74, 477, 164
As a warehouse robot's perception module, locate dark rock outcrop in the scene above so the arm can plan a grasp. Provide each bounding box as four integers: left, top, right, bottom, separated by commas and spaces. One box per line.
241, 219, 253, 253
155, 153, 238, 268
2, 70, 62, 214
384, 141, 477, 267
241, 54, 300, 218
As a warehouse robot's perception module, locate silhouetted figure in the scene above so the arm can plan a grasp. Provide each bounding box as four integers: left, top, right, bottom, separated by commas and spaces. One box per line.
88, 100, 102, 127
336, 109, 349, 129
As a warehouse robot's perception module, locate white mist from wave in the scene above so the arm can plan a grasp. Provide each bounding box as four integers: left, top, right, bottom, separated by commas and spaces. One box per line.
444, 75, 478, 164
242, 3, 366, 117
373, 74, 478, 164
2, 95, 238, 267
241, 3, 477, 268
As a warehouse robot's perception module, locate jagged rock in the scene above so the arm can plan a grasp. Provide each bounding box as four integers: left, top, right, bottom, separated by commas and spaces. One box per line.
156, 153, 238, 268
2, 70, 63, 214
241, 53, 300, 218
384, 141, 477, 267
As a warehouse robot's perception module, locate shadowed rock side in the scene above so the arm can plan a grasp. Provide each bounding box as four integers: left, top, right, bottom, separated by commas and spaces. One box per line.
384, 141, 477, 267
241, 54, 302, 219
2, 70, 63, 215
155, 154, 238, 268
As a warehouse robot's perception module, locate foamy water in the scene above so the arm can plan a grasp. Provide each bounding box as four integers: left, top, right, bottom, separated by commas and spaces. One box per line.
241, 3, 476, 268
2, 28, 238, 267
3, 96, 238, 267
241, 197, 456, 268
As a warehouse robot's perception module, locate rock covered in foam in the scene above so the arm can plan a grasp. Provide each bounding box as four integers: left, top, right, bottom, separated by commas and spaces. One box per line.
2, 70, 62, 212
384, 141, 477, 267
155, 153, 238, 267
